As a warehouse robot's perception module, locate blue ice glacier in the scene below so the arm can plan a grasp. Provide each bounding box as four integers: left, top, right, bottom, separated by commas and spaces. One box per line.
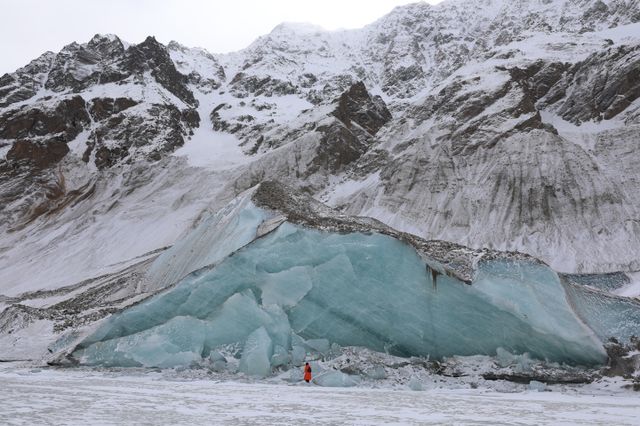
563, 281, 640, 344
72, 215, 612, 369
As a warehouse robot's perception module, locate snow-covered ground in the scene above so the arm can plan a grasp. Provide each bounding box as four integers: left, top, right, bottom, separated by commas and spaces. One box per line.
0, 364, 638, 425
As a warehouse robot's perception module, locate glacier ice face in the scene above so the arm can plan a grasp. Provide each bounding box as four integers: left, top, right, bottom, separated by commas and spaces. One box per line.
72, 214, 612, 369
563, 281, 640, 344
470, 261, 604, 363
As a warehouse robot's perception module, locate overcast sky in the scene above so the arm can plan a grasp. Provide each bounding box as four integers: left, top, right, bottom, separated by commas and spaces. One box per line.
1, 0, 442, 75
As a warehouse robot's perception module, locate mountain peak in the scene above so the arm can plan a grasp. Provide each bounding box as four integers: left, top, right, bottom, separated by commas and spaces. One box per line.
88, 33, 121, 44
269, 22, 326, 35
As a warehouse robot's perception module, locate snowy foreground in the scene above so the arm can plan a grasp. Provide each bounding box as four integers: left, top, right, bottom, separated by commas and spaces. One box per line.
1, 364, 638, 425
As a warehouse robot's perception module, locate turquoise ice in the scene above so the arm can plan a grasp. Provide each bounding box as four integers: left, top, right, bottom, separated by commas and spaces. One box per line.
563, 281, 640, 344
72, 213, 614, 369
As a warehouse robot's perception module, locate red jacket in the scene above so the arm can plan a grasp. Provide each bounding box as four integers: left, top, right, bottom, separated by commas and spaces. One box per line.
304, 364, 312, 381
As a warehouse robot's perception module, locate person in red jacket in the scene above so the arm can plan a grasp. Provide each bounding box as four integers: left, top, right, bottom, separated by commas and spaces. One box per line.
304, 362, 312, 383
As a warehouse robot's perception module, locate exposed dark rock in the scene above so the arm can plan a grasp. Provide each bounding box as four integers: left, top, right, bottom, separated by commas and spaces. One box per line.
299, 73, 318, 88
6, 137, 69, 169
309, 122, 368, 175
512, 111, 557, 134
0, 73, 15, 89
167, 40, 226, 85
482, 371, 595, 384
382, 64, 426, 97
45, 36, 127, 92
89, 97, 139, 121
93, 145, 129, 169
122, 36, 196, 106
544, 44, 640, 123
582, 0, 609, 24
210, 103, 231, 131
333, 81, 392, 135
7, 173, 96, 229
85, 103, 190, 169
0, 96, 90, 141
230, 73, 297, 97
0, 52, 55, 107
507, 61, 570, 114
181, 108, 200, 130
602, 337, 640, 378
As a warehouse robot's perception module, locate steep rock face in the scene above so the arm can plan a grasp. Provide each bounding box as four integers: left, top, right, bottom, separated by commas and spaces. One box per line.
0, 52, 55, 108
2, 96, 90, 169
0, 34, 200, 172
85, 103, 198, 169
7, 139, 69, 169
167, 41, 226, 92
0, 34, 205, 243
88, 97, 139, 121
333, 81, 392, 135
343, 129, 639, 272
310, 122, 368, 175
44, 35, 127, 93
40, 34, 196, 107
543, 44, 640, 123
226, 82, 392, 190
1, 96, 89, 141
123, 36, 196, 106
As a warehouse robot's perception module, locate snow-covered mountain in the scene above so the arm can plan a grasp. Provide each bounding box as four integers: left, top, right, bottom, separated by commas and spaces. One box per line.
1, 0, 639, 289
0, 0, 639, 323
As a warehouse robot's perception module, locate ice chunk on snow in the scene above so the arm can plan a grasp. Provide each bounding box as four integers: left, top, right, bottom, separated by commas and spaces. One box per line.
209, 350, 227, 371
496, 347, 517, 367
408, 377, 423, 391
528, 380, 547, 392
209, 350, 226, 363
313, 371, 360, 387
288, 368, 303, 382
364, 365, 387, 380
239, 327, 273, 378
